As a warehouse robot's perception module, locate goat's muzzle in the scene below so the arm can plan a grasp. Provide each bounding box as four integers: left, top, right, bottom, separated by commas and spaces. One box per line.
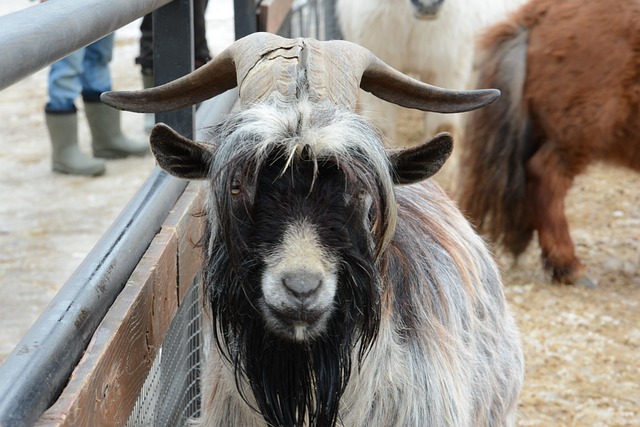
262, 263, 337, 341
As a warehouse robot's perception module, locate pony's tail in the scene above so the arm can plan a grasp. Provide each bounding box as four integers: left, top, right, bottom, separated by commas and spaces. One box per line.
458, 20, 535, 257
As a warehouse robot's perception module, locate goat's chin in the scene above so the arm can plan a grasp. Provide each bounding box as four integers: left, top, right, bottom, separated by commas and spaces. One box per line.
261, 303, 333, 341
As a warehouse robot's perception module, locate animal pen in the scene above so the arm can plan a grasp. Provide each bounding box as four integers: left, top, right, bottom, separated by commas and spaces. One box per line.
0, 0, 339, 425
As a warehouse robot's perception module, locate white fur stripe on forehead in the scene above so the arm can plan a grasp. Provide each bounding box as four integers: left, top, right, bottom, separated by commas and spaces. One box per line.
215, 97, 385, 157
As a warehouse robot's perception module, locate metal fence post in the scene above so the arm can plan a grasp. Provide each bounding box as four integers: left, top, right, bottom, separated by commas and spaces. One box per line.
234, 0, 258, 39
153, 0, 196, 138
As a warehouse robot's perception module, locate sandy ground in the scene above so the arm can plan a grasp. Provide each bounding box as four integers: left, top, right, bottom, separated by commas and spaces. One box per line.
494, 169, 640, 426
0, 1, 638, 426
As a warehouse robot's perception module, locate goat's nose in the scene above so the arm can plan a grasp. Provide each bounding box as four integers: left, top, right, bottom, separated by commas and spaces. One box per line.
282, 270, 322, 301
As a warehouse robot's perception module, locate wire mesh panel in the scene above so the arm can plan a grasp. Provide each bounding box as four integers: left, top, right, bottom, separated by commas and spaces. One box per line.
126, 281, 202, 427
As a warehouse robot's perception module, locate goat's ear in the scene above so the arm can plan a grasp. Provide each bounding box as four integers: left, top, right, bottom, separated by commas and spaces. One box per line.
389, 132, 453, 184
150, 123, 215, 180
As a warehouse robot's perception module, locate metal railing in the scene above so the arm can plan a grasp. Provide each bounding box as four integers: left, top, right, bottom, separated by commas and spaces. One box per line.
0, 1, 214, 425
0, 0, 171, 92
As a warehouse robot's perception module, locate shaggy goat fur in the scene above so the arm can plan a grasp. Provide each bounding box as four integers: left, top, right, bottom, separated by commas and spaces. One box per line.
168, 96, 526, 426
103, 32, 524, 427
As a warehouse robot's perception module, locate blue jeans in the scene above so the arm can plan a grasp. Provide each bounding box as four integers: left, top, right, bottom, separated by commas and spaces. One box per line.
46, 34, 114, 113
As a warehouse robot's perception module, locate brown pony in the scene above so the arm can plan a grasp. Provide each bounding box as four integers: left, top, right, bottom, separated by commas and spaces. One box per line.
458, 0, 640, 286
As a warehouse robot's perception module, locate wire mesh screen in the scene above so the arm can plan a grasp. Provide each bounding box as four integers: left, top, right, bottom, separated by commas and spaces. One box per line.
126, 281, 202, 427
125, 2, 337, 425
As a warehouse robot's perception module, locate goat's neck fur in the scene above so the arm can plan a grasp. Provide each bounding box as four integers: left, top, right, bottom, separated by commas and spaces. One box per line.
193, 97, 523, 426
195, 178, 524, 427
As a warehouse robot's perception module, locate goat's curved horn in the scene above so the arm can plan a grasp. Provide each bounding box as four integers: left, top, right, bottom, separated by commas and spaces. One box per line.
100, 32, 292, 113
318, 40, 499, 112
359, 53, 500, 113
100, 45, 236, 113
101, 32, 499, 114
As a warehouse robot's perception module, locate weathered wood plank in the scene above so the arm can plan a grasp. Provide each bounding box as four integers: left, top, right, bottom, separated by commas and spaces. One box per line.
258, 0, 294, 33
36, 229, 178, 426
163, 181, 205, 304
36, 182, 207, 426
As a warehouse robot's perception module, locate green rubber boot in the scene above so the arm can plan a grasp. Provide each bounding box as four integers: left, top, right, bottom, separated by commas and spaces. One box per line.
45, 112, 106, 176
84, 101, 149, 159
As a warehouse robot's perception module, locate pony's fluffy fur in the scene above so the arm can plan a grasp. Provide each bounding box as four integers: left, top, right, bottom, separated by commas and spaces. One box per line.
458, 0, 640, 284
191, 96, 524, 426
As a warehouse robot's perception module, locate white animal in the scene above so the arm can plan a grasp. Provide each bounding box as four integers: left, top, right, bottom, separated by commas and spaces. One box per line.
337, 0, 527, 144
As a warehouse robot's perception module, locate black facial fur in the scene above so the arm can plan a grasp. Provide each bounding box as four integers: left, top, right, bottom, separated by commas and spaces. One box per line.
203, 147, 381, 426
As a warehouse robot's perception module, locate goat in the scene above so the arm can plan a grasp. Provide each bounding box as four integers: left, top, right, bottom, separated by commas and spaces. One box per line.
336, 0, 526, 144
102, 32, 524, 427
457, 0, 640, 287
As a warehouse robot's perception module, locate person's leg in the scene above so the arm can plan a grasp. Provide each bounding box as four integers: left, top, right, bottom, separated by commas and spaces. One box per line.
136, 14, 154, 72
136, 15, 155, 132
46, 49, 84, 113
81, 35, 149, 158
80, 34, 114, 100
45, 49, 105, 175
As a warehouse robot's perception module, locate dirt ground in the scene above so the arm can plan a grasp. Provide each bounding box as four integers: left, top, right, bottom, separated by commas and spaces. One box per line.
0, 2, 638, 426
0, 16, 152, 360
494, 168, 640, 427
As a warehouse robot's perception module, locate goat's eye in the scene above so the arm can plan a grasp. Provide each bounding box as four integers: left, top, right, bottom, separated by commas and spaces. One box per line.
231, 180, 242, 196
345, 188, 369, 206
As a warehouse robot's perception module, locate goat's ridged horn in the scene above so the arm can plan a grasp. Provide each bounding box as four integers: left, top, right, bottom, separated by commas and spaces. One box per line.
344, 42, 500, 113
100, 32, 294, 113
361, 56, 500, 112
100, 45, 237, 113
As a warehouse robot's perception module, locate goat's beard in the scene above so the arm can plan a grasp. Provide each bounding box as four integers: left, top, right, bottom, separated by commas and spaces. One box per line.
230, 315, 354, 427
203, 226, 380, 427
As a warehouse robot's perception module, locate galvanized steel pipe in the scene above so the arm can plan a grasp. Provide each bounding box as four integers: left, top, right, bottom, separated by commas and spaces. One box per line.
0, 0, 172, 91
